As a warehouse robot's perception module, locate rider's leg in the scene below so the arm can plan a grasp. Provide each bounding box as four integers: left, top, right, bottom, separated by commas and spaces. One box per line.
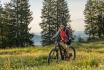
59, 42, 69, 60
60, 42, 69, 59
60, 42, 67, 49
58, 42, 65, 60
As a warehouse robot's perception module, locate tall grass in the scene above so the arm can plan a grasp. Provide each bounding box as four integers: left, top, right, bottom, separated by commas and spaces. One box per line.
0, 41, 104, 70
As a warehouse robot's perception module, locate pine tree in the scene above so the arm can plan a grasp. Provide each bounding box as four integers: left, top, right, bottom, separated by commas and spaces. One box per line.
0, 2, 3, 48
1, 4, 10, 48
0, 2, 9, 48
6, 0, 20, 47
84, 0, 96, 38
96, 0, 104, 38
9, 0, 33, 47
18, 0, 33, 46
84, 0, 104, 39
3, 3, 17, 47
40, 0, 55, 45
40, 0, 71, 45
55, 0, 70, 28
102, 1, 104, 36
0, 0, 33, 48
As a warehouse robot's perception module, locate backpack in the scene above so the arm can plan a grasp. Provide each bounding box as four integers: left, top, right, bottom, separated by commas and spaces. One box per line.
65, 28, 72, 45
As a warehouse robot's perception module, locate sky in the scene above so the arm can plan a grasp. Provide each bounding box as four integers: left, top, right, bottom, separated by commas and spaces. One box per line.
0, 0, 87, 34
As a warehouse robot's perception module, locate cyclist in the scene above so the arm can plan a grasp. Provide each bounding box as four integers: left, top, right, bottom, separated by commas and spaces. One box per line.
52, 25, 72, 60
52, 25, 72, 48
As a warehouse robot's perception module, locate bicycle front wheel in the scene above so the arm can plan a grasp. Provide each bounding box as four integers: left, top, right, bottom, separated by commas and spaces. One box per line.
47, 47, 59, 64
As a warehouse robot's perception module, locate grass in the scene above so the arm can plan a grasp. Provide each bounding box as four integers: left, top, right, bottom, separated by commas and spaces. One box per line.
0, 41, 104, 70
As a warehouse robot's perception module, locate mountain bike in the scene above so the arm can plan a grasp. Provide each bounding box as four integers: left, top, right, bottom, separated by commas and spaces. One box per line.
47, 41, 76, 64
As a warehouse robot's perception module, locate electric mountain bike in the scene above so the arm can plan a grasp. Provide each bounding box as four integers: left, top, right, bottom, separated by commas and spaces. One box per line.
47, 41, 76, 64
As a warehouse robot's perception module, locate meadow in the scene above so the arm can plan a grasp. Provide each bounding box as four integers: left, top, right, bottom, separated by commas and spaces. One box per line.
0, 41, 104, 70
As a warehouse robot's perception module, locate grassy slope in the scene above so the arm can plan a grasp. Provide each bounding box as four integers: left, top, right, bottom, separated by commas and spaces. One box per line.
0, 41, 104, 70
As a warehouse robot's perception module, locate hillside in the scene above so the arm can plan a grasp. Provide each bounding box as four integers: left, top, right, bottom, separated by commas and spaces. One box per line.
32, 31, 89, 45
0, 41, 104, 70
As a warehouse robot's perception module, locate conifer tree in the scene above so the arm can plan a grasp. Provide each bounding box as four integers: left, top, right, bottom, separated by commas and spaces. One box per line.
10, 0, 33, 47
0, 0, 33, 48
40, 0, 71, 45
84, 0, 104, 39
3, 3, 17, 47
19, 0, 33, 46
0, 2, 3, 48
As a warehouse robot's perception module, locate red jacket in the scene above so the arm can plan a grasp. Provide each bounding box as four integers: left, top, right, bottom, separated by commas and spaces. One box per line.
60, 31, 68, 43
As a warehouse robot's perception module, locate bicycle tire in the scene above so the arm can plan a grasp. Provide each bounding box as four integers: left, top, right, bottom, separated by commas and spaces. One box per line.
67, 46, 76, 60
47, 47, 59, 64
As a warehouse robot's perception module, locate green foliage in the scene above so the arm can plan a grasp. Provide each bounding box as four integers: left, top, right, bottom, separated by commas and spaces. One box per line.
10, 0, 33, 47
0, 0, 33, 48
89, 59, 99, 67
40, 0, 71, 46
0, 2, 3, 48
84, 0, 104, 39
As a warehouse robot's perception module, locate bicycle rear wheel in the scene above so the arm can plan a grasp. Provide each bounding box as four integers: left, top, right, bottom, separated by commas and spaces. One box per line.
66, 46, 76, 60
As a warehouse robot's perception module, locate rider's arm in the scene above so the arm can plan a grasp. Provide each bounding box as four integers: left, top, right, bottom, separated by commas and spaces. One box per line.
52, 31, 59, 39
